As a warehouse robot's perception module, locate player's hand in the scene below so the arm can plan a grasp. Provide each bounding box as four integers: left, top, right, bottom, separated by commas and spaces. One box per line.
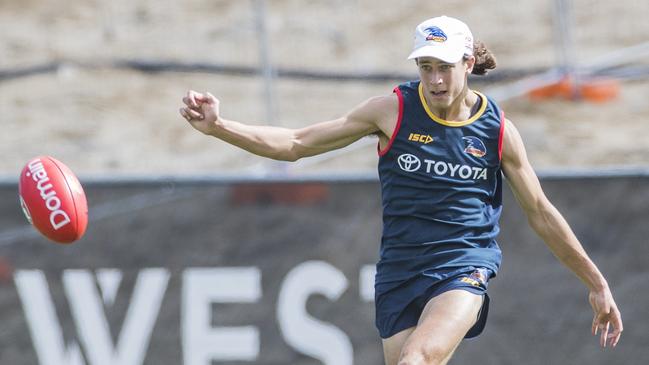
180, 90, 221, 135
589, 288, 623, 348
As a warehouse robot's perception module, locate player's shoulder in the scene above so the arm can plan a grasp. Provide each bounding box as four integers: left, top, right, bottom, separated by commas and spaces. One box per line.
347, 94, 398, 131
370, 80, 421, 108
361, 93, 399, 114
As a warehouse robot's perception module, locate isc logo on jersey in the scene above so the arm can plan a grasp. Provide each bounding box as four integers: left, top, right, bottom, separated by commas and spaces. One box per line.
397, 153, 488, 180
408, 133, 434, 144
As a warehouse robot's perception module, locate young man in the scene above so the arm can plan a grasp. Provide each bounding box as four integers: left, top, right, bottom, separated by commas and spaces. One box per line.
179, 15, 622, 365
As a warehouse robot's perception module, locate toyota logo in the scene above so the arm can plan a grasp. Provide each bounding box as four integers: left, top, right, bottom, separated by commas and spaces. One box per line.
397, 154, 421, 172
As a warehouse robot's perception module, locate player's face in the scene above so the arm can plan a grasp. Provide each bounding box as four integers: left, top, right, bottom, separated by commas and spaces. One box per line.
417, 56, 474, 109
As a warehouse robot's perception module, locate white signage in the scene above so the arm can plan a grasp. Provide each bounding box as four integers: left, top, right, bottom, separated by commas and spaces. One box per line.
14, 262, 377, 365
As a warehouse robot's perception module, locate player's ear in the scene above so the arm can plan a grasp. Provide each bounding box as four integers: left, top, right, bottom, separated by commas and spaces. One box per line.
464, 55, 475, 74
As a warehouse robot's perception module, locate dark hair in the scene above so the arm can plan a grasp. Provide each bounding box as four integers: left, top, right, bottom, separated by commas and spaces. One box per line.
469, 40, 496, 76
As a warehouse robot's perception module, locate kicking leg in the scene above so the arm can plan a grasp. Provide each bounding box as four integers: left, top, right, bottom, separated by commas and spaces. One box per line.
397, 289, 483, 365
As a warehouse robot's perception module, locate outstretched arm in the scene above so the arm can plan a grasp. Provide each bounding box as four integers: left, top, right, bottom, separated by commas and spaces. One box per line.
179, 90, 395, 161
501, 118, 623, 348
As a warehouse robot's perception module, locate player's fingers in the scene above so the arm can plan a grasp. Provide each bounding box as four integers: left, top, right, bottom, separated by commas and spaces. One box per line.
179, 107, 203, 121
179, 108, 192, 121
184, 107, 204, 120
613, 332, 622, 347
186, 90, 205, 108
599, 322, 609, 348
592, 314, 599, 335
612, 307, 624, 333
608, 330, 621, 348
609, 309, 623, 347
183, 97, 203, 112
204, 92, 219, 108
183, 96, 198, 108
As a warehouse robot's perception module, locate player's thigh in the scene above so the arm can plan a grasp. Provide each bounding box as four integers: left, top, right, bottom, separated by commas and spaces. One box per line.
400, 289, 483, 363
382, 326, 415, 365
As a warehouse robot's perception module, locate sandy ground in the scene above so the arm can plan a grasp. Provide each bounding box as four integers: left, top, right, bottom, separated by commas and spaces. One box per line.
2, 0, 649, 177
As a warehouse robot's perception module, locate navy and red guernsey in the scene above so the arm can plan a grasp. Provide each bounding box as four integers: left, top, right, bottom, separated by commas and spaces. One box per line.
376, 80, 505, 287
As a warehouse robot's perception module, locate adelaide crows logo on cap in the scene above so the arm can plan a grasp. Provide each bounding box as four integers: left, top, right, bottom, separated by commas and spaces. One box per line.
462, 136, 487, 158
424, 26, 447, 42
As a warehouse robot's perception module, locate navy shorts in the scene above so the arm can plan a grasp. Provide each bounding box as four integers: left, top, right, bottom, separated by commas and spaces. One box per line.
375, 267, 493, 339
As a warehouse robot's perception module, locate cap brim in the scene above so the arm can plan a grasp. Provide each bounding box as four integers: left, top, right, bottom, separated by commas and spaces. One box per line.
407, 45, 464, 63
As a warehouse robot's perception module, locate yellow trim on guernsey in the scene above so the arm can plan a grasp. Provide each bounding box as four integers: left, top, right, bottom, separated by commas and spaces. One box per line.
418, 82, 488, 127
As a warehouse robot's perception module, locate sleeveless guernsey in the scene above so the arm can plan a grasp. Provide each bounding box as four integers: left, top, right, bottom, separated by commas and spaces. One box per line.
376, 80, 505, 286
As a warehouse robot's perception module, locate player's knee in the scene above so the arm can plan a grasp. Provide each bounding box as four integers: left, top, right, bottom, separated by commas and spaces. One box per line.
397, 342, 448, 365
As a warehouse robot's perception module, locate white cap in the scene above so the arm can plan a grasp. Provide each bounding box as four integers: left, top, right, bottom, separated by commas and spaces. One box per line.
407, 16, 474, 63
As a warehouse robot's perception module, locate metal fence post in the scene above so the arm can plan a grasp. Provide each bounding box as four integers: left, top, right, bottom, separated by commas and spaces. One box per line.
253, 0, 278, 125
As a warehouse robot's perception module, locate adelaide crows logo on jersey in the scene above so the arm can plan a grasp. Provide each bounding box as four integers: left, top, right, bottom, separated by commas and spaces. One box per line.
462, 136, 487, 158
424, 26, 447, 42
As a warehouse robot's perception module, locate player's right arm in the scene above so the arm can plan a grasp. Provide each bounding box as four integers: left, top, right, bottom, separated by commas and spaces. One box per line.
179, 90, 394, 161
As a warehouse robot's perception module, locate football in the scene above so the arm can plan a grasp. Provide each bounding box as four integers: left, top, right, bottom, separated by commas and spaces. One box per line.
18, 156, 88, 243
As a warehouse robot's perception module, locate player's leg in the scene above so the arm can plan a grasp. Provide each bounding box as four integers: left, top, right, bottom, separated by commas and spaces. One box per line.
397, 289, 483, 365
440, 341, 461, 365
382, 327, 415, 365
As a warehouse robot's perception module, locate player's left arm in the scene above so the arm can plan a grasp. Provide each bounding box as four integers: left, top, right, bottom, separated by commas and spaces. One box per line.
500, 118, 623, 348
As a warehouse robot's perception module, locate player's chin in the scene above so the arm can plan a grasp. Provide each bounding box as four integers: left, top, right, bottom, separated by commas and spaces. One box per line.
428, 96, 451, 108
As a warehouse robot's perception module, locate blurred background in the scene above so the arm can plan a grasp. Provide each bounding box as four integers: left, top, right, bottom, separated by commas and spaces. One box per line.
1, 1, 648, 364
1, 0, 649, 176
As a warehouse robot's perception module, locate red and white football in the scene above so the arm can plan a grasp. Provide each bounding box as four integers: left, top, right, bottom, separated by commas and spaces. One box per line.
18, 156, 88, 244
